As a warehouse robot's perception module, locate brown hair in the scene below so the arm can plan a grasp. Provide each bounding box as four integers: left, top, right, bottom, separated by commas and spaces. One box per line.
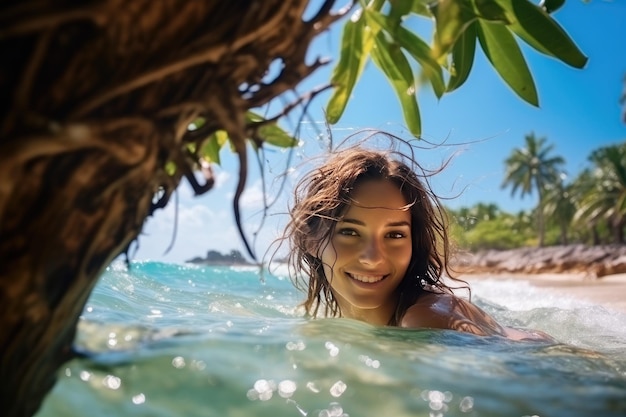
281, 135, 464, 325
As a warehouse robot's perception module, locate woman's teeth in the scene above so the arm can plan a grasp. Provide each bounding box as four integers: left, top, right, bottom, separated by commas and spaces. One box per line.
349, 273, 385, 283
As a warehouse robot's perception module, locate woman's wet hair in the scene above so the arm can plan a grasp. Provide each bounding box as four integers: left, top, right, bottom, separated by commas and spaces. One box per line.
277, 130, 466, 325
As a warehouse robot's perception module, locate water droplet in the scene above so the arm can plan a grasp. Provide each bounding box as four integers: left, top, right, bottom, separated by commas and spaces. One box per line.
132, 393, 146, 405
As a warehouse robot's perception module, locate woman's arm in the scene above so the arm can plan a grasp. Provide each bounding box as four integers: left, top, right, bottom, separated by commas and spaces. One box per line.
400, 293, 553, 341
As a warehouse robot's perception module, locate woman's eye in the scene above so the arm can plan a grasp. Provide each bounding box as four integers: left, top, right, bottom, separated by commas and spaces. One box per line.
387, 232, 406, 239
337, 228, 358, 236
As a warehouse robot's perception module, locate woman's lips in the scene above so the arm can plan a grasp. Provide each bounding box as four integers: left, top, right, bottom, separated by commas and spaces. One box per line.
347, 272, 388, 284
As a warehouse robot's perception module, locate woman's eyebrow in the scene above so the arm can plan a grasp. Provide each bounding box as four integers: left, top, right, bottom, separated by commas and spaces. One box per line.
387, 221, 411, 227
340, 218, 365, 226
340, 218, 410, 228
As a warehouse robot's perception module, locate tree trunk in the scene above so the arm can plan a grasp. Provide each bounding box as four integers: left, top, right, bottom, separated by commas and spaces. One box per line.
612, 216, 625, 244
0, 1, 340, 415
560, 221, 568, 245
0, 120, 167, 417
592, 224, 600, 245
536, 201, 545, 247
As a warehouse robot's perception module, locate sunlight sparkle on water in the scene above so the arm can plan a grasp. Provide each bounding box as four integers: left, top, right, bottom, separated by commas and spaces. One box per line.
419, 390, 454, 413
171, 356, 185, 369
325, 341, 339, 357
247, 378, 278, 401
103, 375, 121, 390
329, 380, 347, 397
306, 381, 320, 393
318, 401, 348, 417
358, 354, 380, 368
286, 340, 306, 351
278, 379, 297, 398
459, 396, 474, 413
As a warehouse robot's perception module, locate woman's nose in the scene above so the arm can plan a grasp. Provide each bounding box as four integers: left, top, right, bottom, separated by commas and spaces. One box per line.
359, 238, 383, 265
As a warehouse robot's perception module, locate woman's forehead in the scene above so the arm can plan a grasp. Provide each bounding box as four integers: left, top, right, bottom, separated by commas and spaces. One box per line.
347, 179, 410, 210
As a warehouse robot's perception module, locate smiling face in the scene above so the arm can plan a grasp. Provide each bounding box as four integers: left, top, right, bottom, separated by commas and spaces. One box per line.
320, 179, 413, 325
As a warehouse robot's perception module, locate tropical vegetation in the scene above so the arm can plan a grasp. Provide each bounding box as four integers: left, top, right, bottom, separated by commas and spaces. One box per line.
448, 139, 626, 251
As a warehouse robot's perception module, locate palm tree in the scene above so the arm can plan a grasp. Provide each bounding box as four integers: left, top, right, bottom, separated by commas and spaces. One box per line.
501, 133, 565, 246
543, 175, 576, 245
575, 143, 626, 244
571, 169, 603, 244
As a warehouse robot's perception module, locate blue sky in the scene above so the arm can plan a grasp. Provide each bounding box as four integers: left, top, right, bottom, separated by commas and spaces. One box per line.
134, 0, 626, 263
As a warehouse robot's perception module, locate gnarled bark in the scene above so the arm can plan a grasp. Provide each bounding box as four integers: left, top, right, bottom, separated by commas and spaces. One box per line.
0, 1, 344, 415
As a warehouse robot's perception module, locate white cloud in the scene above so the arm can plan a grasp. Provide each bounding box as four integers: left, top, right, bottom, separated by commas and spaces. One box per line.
134, 200, 235, 261
226, 179, 267, 211
214, 169, 231, 188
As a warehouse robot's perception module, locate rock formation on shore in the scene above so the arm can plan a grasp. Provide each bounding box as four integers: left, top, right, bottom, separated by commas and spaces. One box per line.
187, 249, 252, 266
451, 244, 626, 278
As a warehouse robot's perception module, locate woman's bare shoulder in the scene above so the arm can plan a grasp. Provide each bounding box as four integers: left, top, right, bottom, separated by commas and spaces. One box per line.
400, 292, 505, 336
400, 292, 461, 328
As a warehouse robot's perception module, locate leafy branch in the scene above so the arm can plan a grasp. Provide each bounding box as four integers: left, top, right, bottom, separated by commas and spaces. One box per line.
326, 0, 587, 137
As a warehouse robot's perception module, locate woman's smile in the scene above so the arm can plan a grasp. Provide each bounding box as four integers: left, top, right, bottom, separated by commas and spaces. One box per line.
345, 272, 388, 284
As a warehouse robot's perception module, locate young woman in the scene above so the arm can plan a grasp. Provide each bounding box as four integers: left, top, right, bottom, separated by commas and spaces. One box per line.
282, 144, 551, 341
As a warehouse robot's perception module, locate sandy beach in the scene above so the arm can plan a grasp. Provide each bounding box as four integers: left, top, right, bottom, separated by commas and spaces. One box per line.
461, 272, 626, 315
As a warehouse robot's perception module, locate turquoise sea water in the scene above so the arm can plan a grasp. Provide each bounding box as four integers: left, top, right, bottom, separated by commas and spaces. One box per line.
37, 261, 626, 417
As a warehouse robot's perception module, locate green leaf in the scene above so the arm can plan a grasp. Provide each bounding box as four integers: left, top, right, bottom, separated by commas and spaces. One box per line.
245, 111, 264, 123
370, 32, 421, 136
430, 0, 478, 60
365, 0, 385, 12
165, 161, 177, 176
187, 116, 206, 131
493, 0, 587, 68
473, 0, 509, 23
542, 0, 565, 13
257, 124, 298, 148
326, 9, 374, 124
397, 28, 446, 99
447, 21, 477, 92
476, 20, 538, 106
389, 0, 413, 23
410, 0, 433, 17
245, 111, 297, 148
199, 130, 228, 164
367, 11, 445, 98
